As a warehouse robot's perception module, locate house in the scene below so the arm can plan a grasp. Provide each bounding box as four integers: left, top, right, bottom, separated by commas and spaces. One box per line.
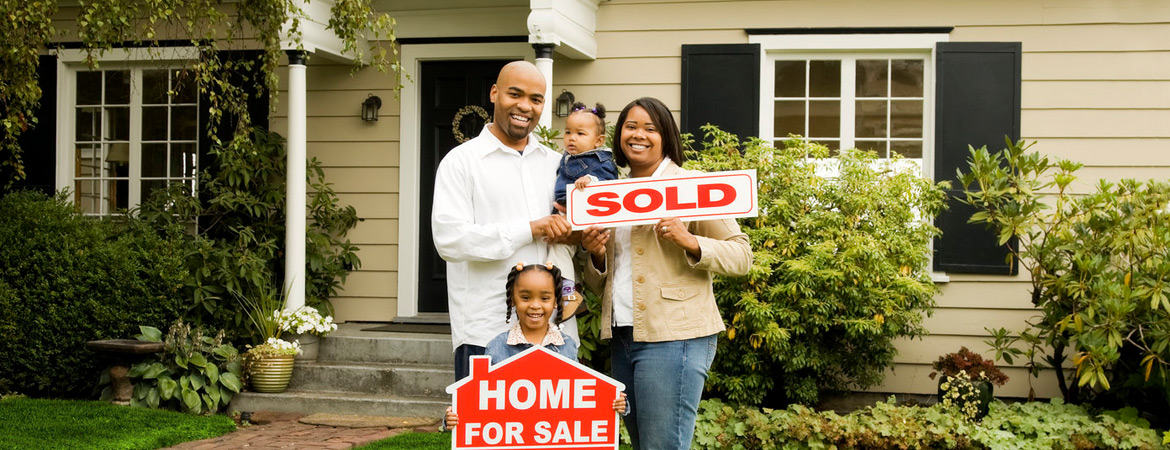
445, 346, 624, 448
15, 0, 1169, 401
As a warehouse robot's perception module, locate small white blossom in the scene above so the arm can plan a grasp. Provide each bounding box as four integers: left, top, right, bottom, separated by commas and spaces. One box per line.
274, 306, 338, 336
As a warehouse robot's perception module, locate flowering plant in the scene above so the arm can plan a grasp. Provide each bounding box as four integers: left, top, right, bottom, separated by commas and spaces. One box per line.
244, 337, 301, 359
929, 346, 1009, 387
275, 305, 337, 336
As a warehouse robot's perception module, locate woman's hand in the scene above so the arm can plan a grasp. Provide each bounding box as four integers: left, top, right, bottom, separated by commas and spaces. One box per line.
582, 225, 610, 271
444, 406, 459, 430
613, 392, 628, 414
656, 217, 701, 258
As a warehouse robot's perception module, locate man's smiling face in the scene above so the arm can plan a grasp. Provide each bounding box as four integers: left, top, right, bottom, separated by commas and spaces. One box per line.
490, 62, 546, 144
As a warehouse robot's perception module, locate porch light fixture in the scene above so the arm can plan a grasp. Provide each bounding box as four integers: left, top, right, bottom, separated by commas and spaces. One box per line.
554, 89, 575, 118
361, 94, 382, 122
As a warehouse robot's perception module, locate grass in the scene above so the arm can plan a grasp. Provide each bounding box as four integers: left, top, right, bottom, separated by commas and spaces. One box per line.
355, 432, 635, 450
0, 396, 236, 450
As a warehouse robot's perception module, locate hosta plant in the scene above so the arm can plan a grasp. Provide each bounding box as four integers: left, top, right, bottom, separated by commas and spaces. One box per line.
102, 322, 243, 414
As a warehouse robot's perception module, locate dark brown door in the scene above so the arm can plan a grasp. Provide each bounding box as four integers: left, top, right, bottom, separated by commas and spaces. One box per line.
417, 59, 513, 313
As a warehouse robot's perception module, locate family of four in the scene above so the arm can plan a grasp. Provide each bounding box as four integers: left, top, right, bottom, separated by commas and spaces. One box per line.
431, 61, 753, 450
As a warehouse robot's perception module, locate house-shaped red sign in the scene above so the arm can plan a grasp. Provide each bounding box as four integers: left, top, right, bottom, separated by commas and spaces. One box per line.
445, 346, 625, 450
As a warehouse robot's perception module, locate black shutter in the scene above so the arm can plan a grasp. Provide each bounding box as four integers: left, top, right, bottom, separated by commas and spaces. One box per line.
681, 44, 760, 143
933, 42, 1021, 274
4, 54, 60, 196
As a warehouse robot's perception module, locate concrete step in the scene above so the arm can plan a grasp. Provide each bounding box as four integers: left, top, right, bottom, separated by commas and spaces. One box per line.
289, 361, 453, 399
229, 390, 449, 419
318, 324, 454, 366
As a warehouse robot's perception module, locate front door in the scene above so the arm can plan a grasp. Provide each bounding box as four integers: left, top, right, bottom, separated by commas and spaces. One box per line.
417, 59, 513, 314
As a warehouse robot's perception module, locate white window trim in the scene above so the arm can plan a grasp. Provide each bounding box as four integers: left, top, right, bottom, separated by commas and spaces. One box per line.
54, 47, 200, 213
396, 42, 534, 318
749, 34, 951, 283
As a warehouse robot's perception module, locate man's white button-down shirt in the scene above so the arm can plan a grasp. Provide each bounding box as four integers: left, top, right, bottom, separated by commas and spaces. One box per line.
431, 125, 579, 350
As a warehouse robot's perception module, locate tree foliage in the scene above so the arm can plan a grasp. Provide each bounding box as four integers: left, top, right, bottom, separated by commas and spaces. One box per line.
0, 0, 398, 187
687, 125, 948, 405
961, 139, 1170, 415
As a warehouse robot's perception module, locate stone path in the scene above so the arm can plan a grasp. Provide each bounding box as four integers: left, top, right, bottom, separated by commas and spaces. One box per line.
165, 411, 441, 449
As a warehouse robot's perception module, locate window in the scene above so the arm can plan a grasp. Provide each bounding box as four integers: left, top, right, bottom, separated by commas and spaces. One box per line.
753, 33, 946, 176
70, 66, 198, 215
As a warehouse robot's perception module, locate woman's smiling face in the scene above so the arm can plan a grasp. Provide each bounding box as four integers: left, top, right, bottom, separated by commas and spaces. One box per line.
620, 106, 663, 176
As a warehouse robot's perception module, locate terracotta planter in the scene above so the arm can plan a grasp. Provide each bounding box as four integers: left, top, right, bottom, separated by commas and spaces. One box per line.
283, 332, 320, 361
249, 355, 295, 393
937, 377, 994, 419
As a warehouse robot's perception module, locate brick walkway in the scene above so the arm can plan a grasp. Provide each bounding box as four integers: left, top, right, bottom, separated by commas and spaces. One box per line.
165, 411, 439, 449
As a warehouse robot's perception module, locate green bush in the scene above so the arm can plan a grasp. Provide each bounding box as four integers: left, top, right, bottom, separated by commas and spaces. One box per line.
960, 140, 1170, 417
685, 126, 948, 405
693, 398, 1164, 450
0, 191, 188, 397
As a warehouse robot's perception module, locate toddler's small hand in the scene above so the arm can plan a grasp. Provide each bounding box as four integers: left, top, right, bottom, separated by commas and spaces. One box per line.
574, 176, 593, 192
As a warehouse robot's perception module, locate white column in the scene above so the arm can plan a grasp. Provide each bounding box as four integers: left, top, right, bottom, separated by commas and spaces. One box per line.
284, 50, 307, 310
533, 44, 555, 130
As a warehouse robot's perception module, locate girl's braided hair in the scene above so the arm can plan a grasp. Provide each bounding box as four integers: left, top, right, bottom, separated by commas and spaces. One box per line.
504, 262, 565, 324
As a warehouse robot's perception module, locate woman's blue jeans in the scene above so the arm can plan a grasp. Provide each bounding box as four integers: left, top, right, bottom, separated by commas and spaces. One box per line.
611, 327, 718, 450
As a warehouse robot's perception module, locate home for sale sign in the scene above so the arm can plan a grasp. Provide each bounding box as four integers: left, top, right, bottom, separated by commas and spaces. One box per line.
565, 169, 758, 229
445, 346, 625, 450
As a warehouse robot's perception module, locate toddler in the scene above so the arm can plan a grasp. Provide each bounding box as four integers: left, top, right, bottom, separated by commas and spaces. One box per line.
445, 262, 626, 429
549, 102, 619, 322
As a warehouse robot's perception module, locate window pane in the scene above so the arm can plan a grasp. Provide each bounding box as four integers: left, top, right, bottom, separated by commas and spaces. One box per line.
141, 180, 169, 202
891, 59, 924, 97
891, 100, 923, 138
106, 143, 130, 172
774, 100, 804, 137
143, 70, 168, 105
142, 143, 168, 177
113, 179, 129, 211
75, 144, 101, 177
105, 107, 130, 141
105, 71, 130, 105
77, 72, 102, 105
856, 60, 888, 98
811, 139, 839, 155
856, 139, 887, 156
171, 106, 198, 140
855, 100, 888, 138
171, 143, 197, 178
142, 106, 168, 141
808, 60, 840, 97
774, 61, 805, 97
891, 140, 922, 158
172, 70, 197, 104
75, 107, 101, 141
76, 180, 101, 214
808, 100, 840, 138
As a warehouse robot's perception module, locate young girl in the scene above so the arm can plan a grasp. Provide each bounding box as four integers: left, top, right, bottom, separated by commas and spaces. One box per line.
445, 262, 626, 429
549, 102, 619, 323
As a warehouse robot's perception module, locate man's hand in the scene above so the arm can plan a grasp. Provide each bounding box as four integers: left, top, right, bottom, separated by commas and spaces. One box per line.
530, 214, 571, 242
444, 406, 459, 430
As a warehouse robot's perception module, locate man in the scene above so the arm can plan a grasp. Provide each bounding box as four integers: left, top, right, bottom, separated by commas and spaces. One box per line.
431, 61, 577, 381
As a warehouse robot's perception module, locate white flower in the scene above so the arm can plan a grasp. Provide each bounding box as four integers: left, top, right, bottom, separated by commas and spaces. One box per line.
273, 306, 338, 337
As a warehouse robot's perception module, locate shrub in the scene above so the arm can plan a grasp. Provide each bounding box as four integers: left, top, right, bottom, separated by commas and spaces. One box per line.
693, 398, 1164, 450
931, 346, 1009, 387
0, 191, 188, 397
685, 126, 948, 405
960, 140, 1170, 417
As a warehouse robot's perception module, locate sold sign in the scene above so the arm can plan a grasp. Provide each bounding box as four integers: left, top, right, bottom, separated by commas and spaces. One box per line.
566, 169, 758, 229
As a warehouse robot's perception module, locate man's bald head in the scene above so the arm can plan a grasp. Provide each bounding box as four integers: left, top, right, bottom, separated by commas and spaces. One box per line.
489, 61, 547, 148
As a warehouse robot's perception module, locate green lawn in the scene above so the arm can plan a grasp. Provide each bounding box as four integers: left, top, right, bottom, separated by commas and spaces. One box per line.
0, 396, 236, 450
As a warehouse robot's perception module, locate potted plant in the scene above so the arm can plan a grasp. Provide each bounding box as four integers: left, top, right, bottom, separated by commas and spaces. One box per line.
235, 286, 300, 393
929, 347, 1009, 420
275, 305, 337, 361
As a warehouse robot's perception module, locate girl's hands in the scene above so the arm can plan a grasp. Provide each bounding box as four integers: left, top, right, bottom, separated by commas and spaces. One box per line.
656, 217, 700, 257
613, 392, 628, 414
445, 406, 459, 430
573, 176, 593, 192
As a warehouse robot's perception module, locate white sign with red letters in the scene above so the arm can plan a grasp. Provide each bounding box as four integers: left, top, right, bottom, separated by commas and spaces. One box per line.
566, 169, 758, 229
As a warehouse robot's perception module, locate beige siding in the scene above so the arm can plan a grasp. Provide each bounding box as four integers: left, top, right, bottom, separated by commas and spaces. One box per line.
274, 61, 402, 324
550, 0, 1170, 399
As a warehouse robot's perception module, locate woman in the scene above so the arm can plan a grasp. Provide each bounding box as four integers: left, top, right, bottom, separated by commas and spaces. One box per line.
580, 97, 752, 450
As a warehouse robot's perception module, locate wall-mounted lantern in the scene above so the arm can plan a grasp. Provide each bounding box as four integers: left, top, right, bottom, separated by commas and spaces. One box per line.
554, 90, 575, 118
361, 94, 383, 122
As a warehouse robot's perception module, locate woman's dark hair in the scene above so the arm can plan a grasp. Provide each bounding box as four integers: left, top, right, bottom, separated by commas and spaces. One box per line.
503, 262, 564, 324
569, 102, 607, 135
613, 97, 684, 168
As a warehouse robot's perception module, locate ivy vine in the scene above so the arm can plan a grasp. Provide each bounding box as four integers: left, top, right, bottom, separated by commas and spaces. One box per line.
0, 0, 399, 187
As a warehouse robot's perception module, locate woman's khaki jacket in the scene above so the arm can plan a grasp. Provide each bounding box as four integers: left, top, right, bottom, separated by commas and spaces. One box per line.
582, 160, 753, 342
